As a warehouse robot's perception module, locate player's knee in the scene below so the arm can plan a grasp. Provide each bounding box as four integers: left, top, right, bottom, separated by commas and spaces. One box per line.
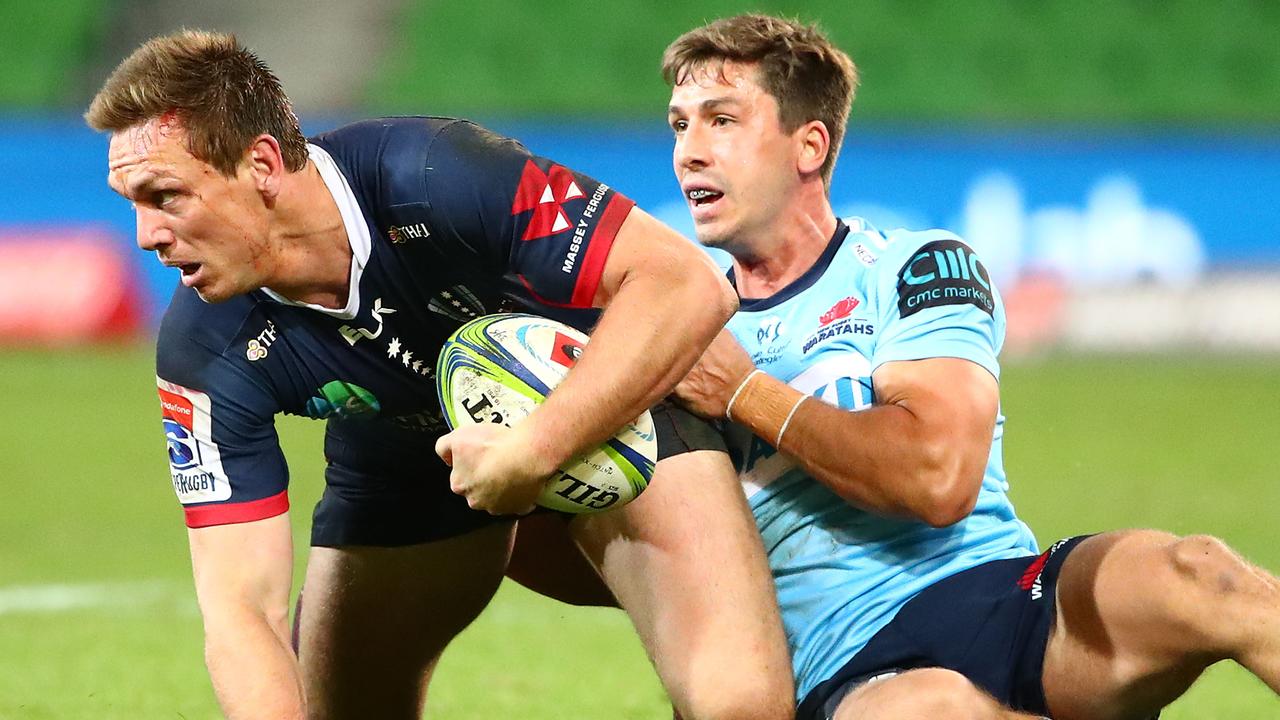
1164, 533, 1275, 643
869, 669, 994, 719
1169, 534, 1251, 597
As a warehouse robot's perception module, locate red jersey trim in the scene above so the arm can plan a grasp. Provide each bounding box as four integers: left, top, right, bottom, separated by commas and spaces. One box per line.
517, 274, 578, 309
569, 195, 635, 307
184, 490, 289, 528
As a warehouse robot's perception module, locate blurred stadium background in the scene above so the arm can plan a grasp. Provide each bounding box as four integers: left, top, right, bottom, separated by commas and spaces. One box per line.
1, 1, 1277, 717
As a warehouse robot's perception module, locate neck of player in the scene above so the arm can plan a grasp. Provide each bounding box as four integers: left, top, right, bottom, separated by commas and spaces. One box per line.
730, 186, 837, 300
262, 160, 354, 309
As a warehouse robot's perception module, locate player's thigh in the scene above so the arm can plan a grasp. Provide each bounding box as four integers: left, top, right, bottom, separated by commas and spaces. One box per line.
298, 521, 516, 720
832, 668, 1006, 720
570, 448, 793, 720
1042, 529, 1220, 719
506, 512, 618, 607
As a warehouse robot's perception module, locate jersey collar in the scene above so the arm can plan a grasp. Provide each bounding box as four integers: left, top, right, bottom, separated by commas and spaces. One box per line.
731, 219, 851, 312
259, 144, 372, 320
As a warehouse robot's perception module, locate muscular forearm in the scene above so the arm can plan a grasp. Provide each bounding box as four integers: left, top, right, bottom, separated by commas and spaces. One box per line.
203, 605, 305, 720
729, 372, 981, 527
524, 262, 735, 470
189, 516, 301, 719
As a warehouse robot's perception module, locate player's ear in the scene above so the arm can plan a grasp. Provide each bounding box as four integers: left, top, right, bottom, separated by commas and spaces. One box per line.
796, 120, 830, 179
246, 134, 286, 201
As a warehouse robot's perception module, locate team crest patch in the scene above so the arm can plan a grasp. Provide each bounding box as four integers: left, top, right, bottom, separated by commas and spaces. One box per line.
896, 239, 994, 318
801, 296, 874, 354
157, 377, 231, 504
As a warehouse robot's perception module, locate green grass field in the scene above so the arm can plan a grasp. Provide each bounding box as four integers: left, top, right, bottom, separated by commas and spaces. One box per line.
0, 346, 1276, 718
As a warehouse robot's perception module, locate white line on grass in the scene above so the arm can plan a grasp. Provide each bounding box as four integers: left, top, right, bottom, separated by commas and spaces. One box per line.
0, 580, 195, 615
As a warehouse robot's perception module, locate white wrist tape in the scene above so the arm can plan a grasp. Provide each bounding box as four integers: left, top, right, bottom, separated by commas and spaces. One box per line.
725, 369, 763, 421
775, 395, 808, 447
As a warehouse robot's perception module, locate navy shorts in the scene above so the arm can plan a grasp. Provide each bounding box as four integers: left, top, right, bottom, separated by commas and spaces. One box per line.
799, 536, 1091, 720
310, 401, 726, 547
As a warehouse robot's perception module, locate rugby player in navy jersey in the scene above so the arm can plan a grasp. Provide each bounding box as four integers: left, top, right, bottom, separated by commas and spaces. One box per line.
655, 14, 1279, 720
85, 31, 792, 720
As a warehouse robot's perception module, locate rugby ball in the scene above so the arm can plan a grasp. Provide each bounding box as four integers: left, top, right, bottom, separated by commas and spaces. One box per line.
436, 313, 656, 513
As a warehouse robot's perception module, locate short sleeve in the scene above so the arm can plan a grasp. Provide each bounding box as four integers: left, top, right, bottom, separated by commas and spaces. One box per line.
423, 121, 636, 308
156, 321, 289, 529
870, 234, 1004, 380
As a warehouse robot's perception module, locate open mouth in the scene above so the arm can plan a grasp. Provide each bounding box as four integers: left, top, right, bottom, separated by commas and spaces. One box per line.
178, 263, 203, 287
687, 188, 724, 207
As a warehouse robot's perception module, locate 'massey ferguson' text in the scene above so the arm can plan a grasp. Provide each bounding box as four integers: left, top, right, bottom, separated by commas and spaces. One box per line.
562, 183, 610, 274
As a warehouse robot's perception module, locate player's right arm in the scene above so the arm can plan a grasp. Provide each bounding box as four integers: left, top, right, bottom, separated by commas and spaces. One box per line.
683, 343, 996, 526
189, 515, 303, 719
676, 234, 1003, 527
155, 295, 297, 715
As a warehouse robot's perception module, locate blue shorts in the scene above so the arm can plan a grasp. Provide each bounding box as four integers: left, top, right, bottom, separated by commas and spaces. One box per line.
309, 401, 726, 547
799, 536, 1091, 720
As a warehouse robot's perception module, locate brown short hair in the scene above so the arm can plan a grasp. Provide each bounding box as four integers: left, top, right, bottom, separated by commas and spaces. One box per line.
663, 14, 858, 184
85, 30, 307, 176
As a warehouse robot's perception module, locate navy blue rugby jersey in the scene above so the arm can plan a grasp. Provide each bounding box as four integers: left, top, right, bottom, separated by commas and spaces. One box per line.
156, 117, 634, 528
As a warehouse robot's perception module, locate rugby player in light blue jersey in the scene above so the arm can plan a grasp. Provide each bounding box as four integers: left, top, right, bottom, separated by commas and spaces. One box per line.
663, 14, 1280, 720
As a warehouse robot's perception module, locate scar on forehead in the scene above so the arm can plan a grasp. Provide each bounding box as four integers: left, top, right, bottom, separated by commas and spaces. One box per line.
124, 123, 158, 157
125, 111, 184, 156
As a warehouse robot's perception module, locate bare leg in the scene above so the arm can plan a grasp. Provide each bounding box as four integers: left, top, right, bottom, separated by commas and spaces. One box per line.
571, 450, 794, 720
296, 521, 515, 720
506, 513, 618, 607
833, 668, 1046, 720
1042, 530, 1280, 720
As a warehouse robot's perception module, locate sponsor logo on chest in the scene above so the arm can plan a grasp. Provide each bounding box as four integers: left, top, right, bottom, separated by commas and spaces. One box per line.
387, 222, 431, 244
801, 296, 874, 354
246, 320, 278, 361
338, 297, 397, 347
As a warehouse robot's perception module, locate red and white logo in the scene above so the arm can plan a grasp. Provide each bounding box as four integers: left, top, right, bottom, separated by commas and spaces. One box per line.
511, 160, 586, 241
549, 331, 585, 368
819, 296, 861, 326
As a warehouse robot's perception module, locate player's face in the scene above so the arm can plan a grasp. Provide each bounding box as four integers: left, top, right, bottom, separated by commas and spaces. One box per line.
107, 117, 273, 303
669, 61, 803, 249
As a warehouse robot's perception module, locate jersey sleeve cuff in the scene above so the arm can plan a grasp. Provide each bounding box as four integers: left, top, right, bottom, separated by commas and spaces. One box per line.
183, 490, 290, 528
568, 195, 635, 307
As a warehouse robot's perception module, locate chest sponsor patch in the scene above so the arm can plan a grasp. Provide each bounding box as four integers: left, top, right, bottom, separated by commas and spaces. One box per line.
157, 377, 231, 505
896, 239, 994, 318
801, 296, 874, 353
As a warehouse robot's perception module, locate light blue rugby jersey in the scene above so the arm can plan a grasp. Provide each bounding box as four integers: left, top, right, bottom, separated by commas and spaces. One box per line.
724, 218, 1039, 702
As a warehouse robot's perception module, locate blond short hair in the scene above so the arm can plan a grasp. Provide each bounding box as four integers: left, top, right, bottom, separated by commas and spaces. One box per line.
85, 30, 307, 176
663, 14, 858, 184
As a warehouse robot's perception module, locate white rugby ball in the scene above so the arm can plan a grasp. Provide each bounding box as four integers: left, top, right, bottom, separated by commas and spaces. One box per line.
436, 313, 656, 513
